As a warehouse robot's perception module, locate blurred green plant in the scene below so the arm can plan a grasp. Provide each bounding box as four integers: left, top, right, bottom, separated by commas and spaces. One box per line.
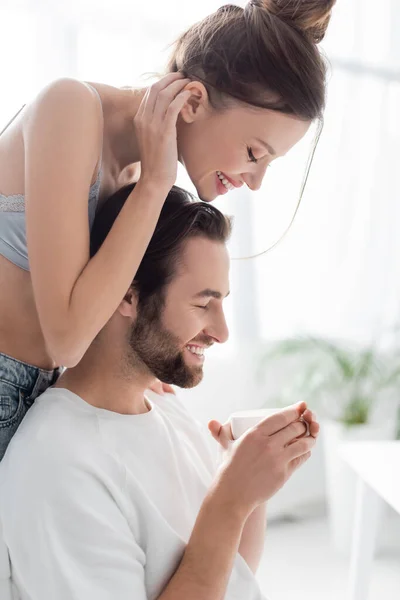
256, 336, 400, 427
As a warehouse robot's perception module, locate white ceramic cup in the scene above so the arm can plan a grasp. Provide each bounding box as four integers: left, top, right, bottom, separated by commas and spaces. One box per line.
229, 408, 310, 440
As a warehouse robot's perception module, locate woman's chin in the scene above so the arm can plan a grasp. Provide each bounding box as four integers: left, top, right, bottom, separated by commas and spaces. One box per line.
191, 175, 217, 203
195, 185, 216, 203
199, 195, 214, 203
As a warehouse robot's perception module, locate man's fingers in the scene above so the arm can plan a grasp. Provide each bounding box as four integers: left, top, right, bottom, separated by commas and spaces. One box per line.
273, 419, 309, 447
288, 450, 312, 475
256, 402, 307, 436
286, 436, 316, 462
208, 420, 234, 449
298, 409, 319, 439
208, 420, 221, 440
309, 420, 320, 438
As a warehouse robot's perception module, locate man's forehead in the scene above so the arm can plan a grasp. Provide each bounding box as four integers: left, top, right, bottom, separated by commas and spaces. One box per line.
175, 237, 230, 290
180, 236, 229, 266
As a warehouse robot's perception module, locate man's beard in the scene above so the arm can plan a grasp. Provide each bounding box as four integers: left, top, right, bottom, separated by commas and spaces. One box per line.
126, 297, 205, 389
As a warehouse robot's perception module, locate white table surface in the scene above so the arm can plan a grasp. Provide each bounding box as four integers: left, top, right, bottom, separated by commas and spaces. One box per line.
340, 441, 400, 514
340, 440, 400, 600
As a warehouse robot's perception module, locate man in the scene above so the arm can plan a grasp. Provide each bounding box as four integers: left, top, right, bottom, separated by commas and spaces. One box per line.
0, 184, 318, 600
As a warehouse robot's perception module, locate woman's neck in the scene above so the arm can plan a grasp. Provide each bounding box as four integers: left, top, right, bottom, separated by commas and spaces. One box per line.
90, 82, 146, 175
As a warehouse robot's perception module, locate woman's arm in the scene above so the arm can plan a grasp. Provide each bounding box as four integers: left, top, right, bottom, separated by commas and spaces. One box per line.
24, 77, 182, 367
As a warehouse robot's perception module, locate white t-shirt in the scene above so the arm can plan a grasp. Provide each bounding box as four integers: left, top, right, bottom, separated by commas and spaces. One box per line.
0, 387, 268, 600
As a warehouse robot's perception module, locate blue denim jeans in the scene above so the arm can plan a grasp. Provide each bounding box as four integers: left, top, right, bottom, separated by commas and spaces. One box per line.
0, 351, 62, 461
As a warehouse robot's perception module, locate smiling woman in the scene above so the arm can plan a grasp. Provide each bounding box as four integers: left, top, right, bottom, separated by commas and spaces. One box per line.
167, 0, 333, 200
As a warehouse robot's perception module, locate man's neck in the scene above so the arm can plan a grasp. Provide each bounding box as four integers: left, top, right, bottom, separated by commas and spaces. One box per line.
54, 350, 154, 416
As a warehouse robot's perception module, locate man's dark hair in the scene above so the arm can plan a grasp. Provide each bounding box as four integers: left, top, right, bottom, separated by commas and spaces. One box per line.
90, 184, 232, 308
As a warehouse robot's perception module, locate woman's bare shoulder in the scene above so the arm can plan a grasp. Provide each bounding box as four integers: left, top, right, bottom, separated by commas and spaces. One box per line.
23, 78, 102, 129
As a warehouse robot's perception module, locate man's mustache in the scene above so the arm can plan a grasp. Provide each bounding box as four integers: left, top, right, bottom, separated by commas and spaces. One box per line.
187, 336, 214, 348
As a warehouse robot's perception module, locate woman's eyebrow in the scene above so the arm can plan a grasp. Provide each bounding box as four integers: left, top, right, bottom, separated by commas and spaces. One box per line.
255, 138, 276, 156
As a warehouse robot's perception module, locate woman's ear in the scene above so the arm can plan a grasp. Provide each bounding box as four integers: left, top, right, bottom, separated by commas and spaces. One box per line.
118, 285, 138, 318
179, 81, 211, 123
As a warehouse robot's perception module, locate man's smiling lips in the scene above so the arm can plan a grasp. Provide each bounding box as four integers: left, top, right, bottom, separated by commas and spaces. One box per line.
184, 342, 213, 363
185, 345, 205, 363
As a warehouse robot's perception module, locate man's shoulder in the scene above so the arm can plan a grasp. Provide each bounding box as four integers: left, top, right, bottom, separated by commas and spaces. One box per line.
148, 390, 200, 428
149, 390, 217, 469
2, 387, 116, 477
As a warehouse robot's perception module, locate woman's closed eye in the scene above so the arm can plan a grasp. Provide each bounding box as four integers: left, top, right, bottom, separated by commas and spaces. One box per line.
247, 146, 273, 168
247, 146, 258, 164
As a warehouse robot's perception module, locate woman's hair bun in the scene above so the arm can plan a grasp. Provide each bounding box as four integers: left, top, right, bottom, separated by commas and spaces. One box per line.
251, 0, 336, 43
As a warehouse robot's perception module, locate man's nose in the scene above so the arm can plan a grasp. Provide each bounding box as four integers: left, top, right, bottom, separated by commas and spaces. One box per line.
206, 312, 229, 345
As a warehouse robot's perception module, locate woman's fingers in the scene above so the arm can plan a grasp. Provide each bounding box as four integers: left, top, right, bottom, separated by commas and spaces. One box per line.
133, 73, 191, 190
148, 379, 165, 395
143, 75, 190, 119
152, 80, 191, 122
135, 86, 151, 120
164, 90, 192, 130
161, 382, 176, 395
135, 73, 188, 119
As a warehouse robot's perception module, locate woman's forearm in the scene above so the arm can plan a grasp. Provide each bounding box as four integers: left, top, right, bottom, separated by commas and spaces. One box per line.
158, 485, 249, 600
238, 503, 267, 574
52, 179, 167, 366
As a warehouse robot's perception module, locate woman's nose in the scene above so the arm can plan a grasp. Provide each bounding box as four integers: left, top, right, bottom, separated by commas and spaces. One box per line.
243, 163, 269, 191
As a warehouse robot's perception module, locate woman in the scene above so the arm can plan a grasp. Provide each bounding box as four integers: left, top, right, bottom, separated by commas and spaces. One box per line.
0, 0, 335, 460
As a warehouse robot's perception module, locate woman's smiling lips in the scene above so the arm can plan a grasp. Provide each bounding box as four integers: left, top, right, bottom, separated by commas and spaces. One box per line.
215, 171, 243, 195
220, 172, 243, 189
216, 172, 229, 195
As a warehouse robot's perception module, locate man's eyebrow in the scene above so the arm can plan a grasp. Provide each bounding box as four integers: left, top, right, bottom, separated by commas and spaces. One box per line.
255, 138, 276, 156
193, 289, 230, 300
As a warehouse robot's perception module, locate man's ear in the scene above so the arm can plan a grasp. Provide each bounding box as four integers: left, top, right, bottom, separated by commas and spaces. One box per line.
118, 285, 138, 318
179, 81, 211, 124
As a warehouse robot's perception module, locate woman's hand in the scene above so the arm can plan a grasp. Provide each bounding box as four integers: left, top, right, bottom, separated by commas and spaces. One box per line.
147, 379, 176, 396
134, 72, 191, 191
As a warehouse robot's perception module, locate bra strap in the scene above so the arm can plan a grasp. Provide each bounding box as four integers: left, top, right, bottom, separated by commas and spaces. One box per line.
0, 104, 26, 137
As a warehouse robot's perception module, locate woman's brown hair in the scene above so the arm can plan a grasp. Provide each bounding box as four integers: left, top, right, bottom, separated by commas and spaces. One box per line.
167, 0, 336, 120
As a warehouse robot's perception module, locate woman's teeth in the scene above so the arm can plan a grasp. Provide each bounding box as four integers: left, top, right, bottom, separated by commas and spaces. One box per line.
186, 345, 205, 356
217, 171, 234, 191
